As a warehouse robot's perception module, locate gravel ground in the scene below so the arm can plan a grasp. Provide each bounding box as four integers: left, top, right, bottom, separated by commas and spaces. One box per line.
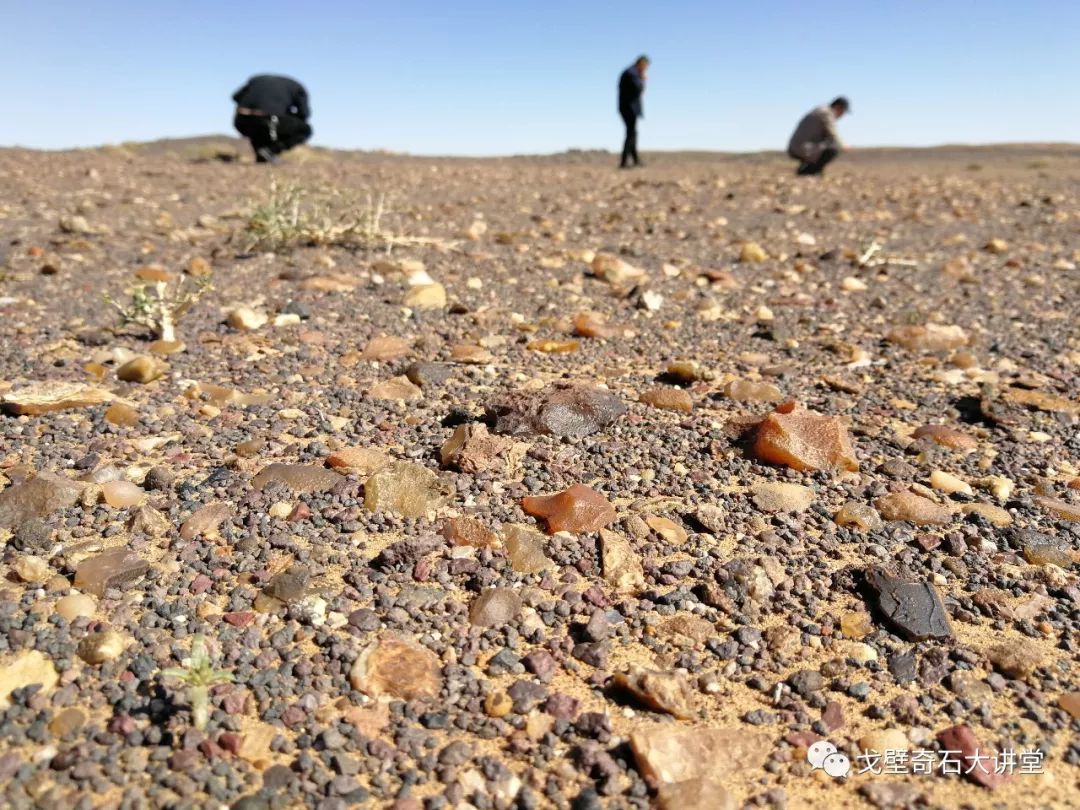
0, 139, 1077, 810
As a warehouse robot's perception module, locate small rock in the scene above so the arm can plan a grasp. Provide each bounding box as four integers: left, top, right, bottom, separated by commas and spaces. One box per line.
440, 423, 515, 474
469, 588, 523, 627
368, 376, 422, 402
102, 480, 144, 508
364, 462, 449, 519
987, 639, 1047, 679
875, 491, 953, 525
503, 523, 554, 573
73, 548, 150, 596
739, 242, 768, 263
264, 565, 311, 603
630, 725, 769, 786
753, 402, 857, 472
936, 724, 1009, 789
724, 379, 783, 402
0, 472, 82, 530
0, 382, 114, 415
859, 728, 910, 753
179, 502, 233, 540
0, 651, 59, 708
835, 502, 883, 531
655, 778, 734, 810
349, 637, 442, 701
599, 529, 646, 593
912, 424, 977, 451
403, 283, 446, 309
640, 387, 693, 412
487, 384, 625, 438
251, 463, 340, 494
751, 481, 814, 513
522, 483, 616, 534
55, 594, 96, 621
614, 666, 696, 719
226, 307, 268, 331
865, 568, 952, 641
116, 356, 166, 384
887, 324, 969, 353
77, 630, 128, 665
13, 556, 50, 584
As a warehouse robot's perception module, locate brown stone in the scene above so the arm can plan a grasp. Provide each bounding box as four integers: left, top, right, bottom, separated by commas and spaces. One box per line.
751, 481, 814, 513
443, 516, 498, 548
360, 336, 412, 362
326, 447, 391, 476
912, 424, 978, 451
936, 725, 1009, 789
573, 311, 618, 338
875, 491, 953, 525
469, 588, 523, 627
504, 523, 554, 573
1034, 495, 1080, 522
887, 324, 969, 353
753, 402, 858, 472
0, 472, 82, 530
522, 483, 616, 534
724, 379, 783, 402
439, 423, 515, 474
369, 376, 422, 401
987, 639, 1048, 679
527, 339, 579, 354
640, 387, 693, 412
349, 637, 442, 701
364, 462, 449, 519
251, 463, 341, 494
614, 666, 696, 719
117, 355, 166, 384
73, 548, 150, 596
179, 502, 233, 540
104, 402, 139, 427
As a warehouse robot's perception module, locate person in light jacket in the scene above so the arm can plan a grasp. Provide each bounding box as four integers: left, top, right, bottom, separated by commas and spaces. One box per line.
788, 96, 850, 176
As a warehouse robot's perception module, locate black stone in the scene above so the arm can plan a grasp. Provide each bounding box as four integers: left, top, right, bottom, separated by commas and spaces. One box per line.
865, 568, 952, 641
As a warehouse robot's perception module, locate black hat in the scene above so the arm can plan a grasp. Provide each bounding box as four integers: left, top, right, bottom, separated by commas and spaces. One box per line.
831, 96, 851, 113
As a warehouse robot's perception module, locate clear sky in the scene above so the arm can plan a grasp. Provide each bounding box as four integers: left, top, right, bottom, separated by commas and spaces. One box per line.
4, 0, 1078, 155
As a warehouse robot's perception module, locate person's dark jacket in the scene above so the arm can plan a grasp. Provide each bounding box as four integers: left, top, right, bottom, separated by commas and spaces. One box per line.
618, 66, 644, 119
232, 75, 310, 120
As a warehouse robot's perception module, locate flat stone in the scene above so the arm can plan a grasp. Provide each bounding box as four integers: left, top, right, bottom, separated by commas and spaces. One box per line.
251, 463, 341, 494
403, 282, 446, 309
875, 491, 953, 525
753, 402, 858, 472
859, 783, 925, 809
591, 253, 646, 285
859, 728, 910, 753
645, 515, 688, 544
364, 462, 449, 519
349, 636, 442, 701
656, 778, 734, 810
835, 501, 883, 531
360, 336, 412, 362
630, 725, 769, 786
599, 529, 646, 593
487, 383, 625, 438
750, 481, 814, 513
522, 483, 616, 534
73, 548, 150, 596
1, 382, 114, 415
405, 362, 453, 387
55, 594, 96, 621
0, 651, 59, 708
369, 376, 422, 402
936, 724, 1009, 789
102, 480, 144, 508
1035, 495, 1080, 522
264, 564, 311, 603
724, 379, 783, 402
1058, 692, 1080, 719
912, 424, 978, 451
503, 523, 554, 573
0, 472, 82, 530
614, 666, 696, 719
469, 588, 522, 627
865, 568, 952, 641
442, 516, 498, 548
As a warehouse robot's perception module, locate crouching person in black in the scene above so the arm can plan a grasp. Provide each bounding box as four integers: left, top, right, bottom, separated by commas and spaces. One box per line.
232, 74, 312, 163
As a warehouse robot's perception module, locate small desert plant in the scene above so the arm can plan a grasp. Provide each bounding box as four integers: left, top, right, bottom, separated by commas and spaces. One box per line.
243, 181, 451, 253
161, 635, 234, 731
103, 272, 212, 343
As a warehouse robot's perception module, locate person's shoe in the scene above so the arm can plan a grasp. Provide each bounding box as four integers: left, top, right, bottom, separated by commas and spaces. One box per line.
254, 147, 279, 165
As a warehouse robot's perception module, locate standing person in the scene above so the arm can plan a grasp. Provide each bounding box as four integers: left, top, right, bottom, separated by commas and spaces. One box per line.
618, 56, 649, 169
232, 74, 312, 164
787, 96, 850, 176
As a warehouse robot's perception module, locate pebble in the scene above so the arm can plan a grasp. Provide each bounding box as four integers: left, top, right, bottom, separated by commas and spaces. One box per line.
116, 355, 166, 383
522, 484, 616, 534
753, 402, 858, 472
874, 491, 953, 525
865, 567, 952, 641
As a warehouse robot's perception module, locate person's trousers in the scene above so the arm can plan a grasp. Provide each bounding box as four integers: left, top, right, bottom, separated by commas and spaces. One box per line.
620, 111, 639, 167
234, 113, 312, 158
793, 146, 839, 176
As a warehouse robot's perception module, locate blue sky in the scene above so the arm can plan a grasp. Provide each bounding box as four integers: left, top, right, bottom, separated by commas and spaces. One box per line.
4, 1, 1077, 154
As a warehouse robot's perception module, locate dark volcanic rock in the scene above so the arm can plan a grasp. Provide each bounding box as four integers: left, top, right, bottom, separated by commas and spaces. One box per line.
865, 568, 952, 641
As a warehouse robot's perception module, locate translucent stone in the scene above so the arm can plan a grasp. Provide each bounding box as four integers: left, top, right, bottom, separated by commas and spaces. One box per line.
77, 630, 128, 665
364, 462, 448, 519
369, 376, 422, 401
55, 593, 96, 621
74, 548, 149, 596
503, 523, 554, 573
573, 312, 618, 338
116, 355, 166, 384
887, 324, 969, 353
753, 402, 858, 472
349, 637, 442, 701
251, 463, 341, 494
442, 516, 498, 548
522, 483, 616, 534
102, 480, 144, 508
724, 379, 783, 402
739, 242, 768, 262
527, 339, 579, 354
13, 556, 50, 583
104, 402, 139, 427
326, 447, 391, 475
840, 611, 874, 639
834, 501, 883, 531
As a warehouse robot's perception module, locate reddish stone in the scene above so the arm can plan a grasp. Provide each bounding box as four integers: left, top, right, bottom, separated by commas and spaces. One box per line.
287, 502, 312, 522
753, 401, 858, 472
199, 738, 224, 759
223, 612, 255, 627
936, 724, 1010, 789
217, 732, 242, 755
190, 574, 213, 594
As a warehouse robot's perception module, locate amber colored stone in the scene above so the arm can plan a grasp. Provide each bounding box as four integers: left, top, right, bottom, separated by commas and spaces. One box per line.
875, 491, 953, 525
105, 402, 139, 427
887, 324, 969, 353
1058, 692, 1080, 719
148, 340, 185, 356
724, 379, 783, 403
645, 516, 688, 544
835, 501, 883, 531
134, 266, 175, 283
326, 447, 391, 475
640, 387, 693, 413
442, 516, 498, 548
1, 381, 113, 415
102, 480, 144, 508
364, 462, 449, 519
522, 483, 616, 534
450, 344, 494, 364
614, 666, 696, 719
840, 611, 874, 639
753, 402, 858, 472
73, 548, 150, 596
369, 376, 422, 401
912, 424, 977, 451
527, 339, 579, 354
117, 355, 166, 384
503, 523, 554, 573
573, 312, 618, 338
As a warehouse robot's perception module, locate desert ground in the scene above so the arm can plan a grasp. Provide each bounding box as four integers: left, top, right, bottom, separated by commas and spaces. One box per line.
0, 139, 1078, 810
